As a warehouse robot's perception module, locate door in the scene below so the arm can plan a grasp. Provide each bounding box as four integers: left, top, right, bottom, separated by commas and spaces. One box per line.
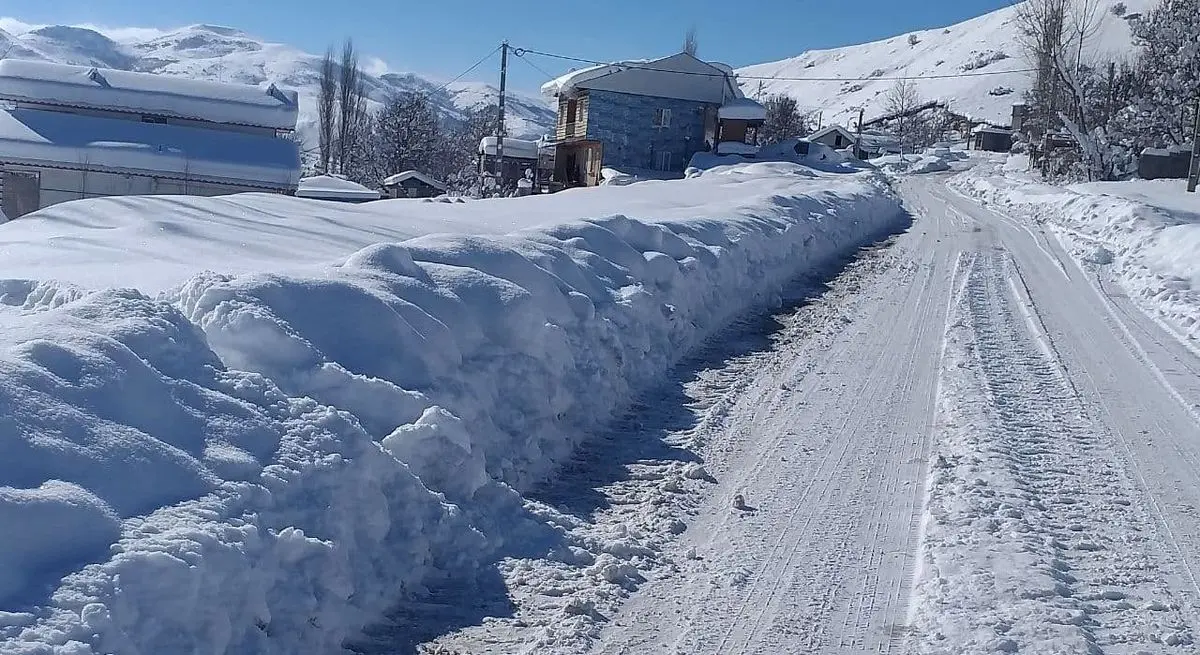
2, 170, 41, 219
584, 143, 603, 186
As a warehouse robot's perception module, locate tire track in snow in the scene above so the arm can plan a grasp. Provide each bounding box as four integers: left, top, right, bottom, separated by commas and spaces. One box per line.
908, 250, 1195, 653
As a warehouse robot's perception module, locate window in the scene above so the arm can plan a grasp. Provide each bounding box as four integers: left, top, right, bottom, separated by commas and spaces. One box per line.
654, 108, 671, 128
565, 99, 578, 124
654, 151, 672, 171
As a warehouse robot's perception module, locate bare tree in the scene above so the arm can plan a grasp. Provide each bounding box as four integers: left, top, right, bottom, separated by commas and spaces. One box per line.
683, 27, 699, 57
760, 94, 807, 144
335, 38, 368, 175
317, 46, 337, 174
884, 78, 921, 155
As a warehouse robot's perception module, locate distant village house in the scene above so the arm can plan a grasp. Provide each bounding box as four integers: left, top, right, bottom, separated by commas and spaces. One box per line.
381, 170, 446, 198
971, 124, 1014, 152
478, 136, 540, 190
540, 52, 763, 187
0, 60, 300, 219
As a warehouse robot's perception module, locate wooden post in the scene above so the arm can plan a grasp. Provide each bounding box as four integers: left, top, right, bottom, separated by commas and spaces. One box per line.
855, 107, 864, 158
495, 41, 508, 188
1188, 96, 1200, 193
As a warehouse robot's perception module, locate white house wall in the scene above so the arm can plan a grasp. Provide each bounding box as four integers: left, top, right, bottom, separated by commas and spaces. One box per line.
2, 164, 274, 217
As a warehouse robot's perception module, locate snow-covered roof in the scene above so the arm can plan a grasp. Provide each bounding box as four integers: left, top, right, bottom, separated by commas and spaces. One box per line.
719, 98, 766, 121
381, 170, 446, 191
971, 124, 1012, 135
478, 136, 540, 159
809, 125, 858, 143
295, 175, 381, 201
0, 59, 299, 131
0, 107, 300, 188
541, 52, 743, 105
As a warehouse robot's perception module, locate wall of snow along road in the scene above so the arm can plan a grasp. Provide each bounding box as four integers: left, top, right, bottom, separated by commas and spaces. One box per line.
0, 162, 902, 654
950, 162, 1200, 353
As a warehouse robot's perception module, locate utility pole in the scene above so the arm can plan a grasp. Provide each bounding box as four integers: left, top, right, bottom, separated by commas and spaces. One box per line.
1188, 95, 1200, 193
855, 106, 864, 158
495, 41, 509, 189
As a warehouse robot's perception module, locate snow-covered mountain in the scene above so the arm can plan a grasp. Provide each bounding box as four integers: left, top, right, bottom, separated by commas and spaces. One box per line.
738, 0, 1155, 128
0, 22, 556, 144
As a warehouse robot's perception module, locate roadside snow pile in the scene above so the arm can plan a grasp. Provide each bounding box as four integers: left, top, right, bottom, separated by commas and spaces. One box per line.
0, 162, 903, 654
874, 154, 952, 174
951, 161, 1200, 351
687, 139, 854, 177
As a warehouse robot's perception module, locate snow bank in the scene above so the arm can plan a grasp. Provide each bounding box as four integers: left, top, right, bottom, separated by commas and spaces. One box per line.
873, 154, 951, 174
0, 162, 903, 653
295, 175, 381, 201
951, 161, 1200, 351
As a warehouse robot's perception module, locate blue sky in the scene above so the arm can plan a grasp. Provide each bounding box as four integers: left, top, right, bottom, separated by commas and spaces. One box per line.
4, 0, 1017, 94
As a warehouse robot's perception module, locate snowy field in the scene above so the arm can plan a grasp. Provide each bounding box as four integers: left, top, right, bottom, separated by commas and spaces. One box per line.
950, 157, 1200, 354
0, 162, 903, 653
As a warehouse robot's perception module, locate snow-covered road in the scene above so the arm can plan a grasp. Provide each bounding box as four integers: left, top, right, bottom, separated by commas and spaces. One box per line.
420, 173, 1200, 654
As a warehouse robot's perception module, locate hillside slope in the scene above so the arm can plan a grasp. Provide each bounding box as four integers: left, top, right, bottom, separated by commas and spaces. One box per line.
0, 22, 555, 143
737, 0, 1153, 128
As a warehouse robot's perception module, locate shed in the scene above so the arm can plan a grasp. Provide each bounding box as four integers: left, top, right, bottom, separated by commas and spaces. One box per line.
479, 136, 541, 189
972, 125, 1014, 152
1138, 146, 1192, 180
295, 175, 380, 203
808, 125, 859, 151
381, 170, 446, 198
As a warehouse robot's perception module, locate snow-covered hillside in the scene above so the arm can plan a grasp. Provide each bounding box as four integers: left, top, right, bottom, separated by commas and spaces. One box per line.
0, 22, 556, 143
738, 0, 1154, 127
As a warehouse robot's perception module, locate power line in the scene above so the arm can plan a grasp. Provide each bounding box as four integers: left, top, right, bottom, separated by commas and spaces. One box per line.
431, 44, 504, 95
515, 46, 1036, 82
512, 49, 559, 82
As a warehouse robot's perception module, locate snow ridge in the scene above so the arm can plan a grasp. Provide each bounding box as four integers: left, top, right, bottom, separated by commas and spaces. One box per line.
0, 163, 902, 653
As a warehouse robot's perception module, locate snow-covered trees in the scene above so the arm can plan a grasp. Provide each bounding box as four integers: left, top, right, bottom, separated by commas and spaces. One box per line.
375, 93, 441, 183
760, 94, 807, 144
683, 27, 699, 57
1130, 0, 1200, 147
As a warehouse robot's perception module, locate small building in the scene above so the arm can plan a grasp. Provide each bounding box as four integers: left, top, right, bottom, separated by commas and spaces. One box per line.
808, 125, 858, 151
0, 59, 300, 219
856, 132, 902, 159
714, 97, 766, 155
381, 170, 446, 198
295, 175, 380, 203
541, 52, 745, 187
971, 124, 1014, 152
1138, 146, 1192, 180
478, 136, 540, 190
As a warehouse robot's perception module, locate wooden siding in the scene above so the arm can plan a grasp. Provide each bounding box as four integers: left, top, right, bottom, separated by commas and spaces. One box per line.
555, 92, 589, 141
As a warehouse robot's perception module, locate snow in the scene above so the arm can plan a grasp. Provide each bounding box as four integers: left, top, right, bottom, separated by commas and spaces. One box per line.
737, 0, 1155, 127
380, 170, 445, 191
539, 53, 744, 105
717, 97, 766, 121
874, 153, 952, 174
951, 158, 1200, 352
0, 162, 903, 653
540, 60, 650, 99
295, 175, 381, 201
0, 59, 298, 130
715, 141, 760, 156
477, 136, 539, 159
0, 107, 300, 188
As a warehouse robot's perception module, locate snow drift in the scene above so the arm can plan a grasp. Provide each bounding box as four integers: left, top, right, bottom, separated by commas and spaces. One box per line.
951, 159, 1200, 353
0, 162, 903, 653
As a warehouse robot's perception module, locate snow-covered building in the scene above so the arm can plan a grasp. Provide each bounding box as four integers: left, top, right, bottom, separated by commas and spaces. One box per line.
540, 52, 747, 187
381, 170, 446, 198
0, 60, 300, 219
478, 136, 542, 190
808, 125, 858, 152
971, 124, 1014, 152
295, 175, 380, 203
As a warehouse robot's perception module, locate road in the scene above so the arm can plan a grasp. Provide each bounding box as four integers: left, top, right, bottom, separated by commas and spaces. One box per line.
415, 173, 1200, 654
581, 175, 1200, 654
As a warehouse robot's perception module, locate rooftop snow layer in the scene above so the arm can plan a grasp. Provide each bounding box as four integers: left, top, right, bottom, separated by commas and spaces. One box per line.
0, 107, 300, 188
381, 170, 446, 190
540, 52, 744, 104
295, 175, 381, 200
718, 97, 766, 121
0, 59, 299, 130
479, 136, 539, 159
